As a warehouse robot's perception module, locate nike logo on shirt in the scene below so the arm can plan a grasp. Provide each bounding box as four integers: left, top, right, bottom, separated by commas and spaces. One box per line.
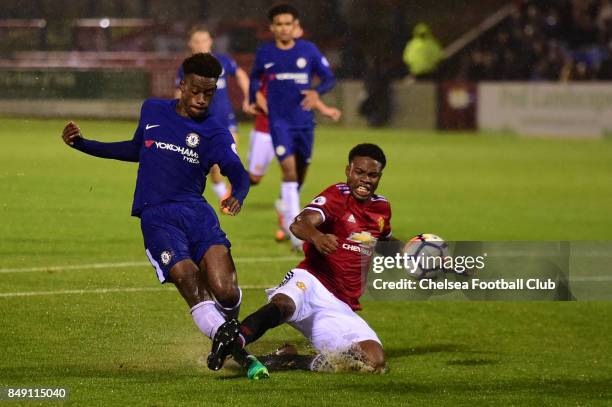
146, 124, 160, 130
264, 63, 275, 69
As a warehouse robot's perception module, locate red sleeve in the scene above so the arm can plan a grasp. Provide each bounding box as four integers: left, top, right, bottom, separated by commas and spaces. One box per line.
303, 184, 345, 223
382, 202, 392, 239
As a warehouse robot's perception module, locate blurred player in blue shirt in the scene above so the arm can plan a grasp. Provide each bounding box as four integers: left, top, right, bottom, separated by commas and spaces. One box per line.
61, 53, 268, 379
248, 3, 336, 251
176, 26, 250, 203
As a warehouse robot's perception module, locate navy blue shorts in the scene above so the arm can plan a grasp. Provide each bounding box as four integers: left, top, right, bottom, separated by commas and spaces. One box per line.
140, 201, 230, 284
270, 122, 314, 163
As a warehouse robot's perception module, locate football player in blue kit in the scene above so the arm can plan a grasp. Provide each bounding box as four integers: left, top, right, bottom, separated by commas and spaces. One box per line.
248, 3, 336, 251
61, 53, 269, 380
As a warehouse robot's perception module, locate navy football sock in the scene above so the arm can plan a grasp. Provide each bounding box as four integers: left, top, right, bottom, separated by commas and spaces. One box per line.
239, 303, 284, 347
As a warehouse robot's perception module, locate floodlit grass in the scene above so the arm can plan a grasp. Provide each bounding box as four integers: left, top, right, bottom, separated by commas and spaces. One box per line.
0, 117, 610, 405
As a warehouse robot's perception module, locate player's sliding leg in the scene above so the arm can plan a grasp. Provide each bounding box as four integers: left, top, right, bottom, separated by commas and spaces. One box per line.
239, 269, 385, 374
279, 154, 303, 250
238, 293, 295, 347
258, 344, 316, 371
353, 340, 386, 372
258, 342, 385, 373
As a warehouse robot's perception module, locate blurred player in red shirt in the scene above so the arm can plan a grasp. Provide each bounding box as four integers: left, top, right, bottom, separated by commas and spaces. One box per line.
210, 144, 390, 372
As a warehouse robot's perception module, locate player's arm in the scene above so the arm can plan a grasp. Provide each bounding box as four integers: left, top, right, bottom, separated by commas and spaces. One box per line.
314, 99, 341, 121
289, 209, 338, 255
234, 67, 251, 114
62, 121, 141, 162
209, 132, 250, 215
301, 47, 336, 111
248, 50, 265, 106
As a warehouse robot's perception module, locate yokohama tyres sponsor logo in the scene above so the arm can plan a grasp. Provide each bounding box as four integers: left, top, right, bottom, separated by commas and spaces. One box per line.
154, 141, 199, 164
274, 72, 309, 84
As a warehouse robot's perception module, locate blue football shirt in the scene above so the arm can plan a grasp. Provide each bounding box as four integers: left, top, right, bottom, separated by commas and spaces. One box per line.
249, 39, 335, 127
72, 98, 249, 217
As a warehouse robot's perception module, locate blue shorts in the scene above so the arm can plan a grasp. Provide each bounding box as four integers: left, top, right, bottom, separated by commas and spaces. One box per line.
140, 201, 230, 284
270, 122, 314, 163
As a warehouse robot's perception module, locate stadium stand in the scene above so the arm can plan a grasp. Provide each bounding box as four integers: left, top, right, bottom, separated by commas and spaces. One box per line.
446, 0, 612, 81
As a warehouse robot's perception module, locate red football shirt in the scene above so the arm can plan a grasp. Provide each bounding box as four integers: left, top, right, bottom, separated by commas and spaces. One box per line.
298, 183, 392, 310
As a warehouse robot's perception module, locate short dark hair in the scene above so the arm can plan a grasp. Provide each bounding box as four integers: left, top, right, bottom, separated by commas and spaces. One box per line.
182, 53, 222, 78
268, 3, 299, 21
348, 144, 387, 169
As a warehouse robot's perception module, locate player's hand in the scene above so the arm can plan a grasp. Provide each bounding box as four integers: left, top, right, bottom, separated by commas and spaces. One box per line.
220, 196, 242, 216
312, 233, 338, 255
242, 99, 257, 115
322, 107, 342, 122
62, 121, 82, 146
300, 90, 320, 111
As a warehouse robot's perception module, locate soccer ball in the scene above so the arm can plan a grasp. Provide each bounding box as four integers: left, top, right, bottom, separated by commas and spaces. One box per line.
402, 233, 450, 280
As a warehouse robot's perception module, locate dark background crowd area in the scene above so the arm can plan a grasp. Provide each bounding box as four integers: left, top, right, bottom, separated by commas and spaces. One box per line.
450, 0, 612, 81
1, 0, 611, 81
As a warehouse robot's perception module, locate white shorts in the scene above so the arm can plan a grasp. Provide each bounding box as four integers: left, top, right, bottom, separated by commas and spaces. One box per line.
248, 130, 274, 176
266, 268, 381, 353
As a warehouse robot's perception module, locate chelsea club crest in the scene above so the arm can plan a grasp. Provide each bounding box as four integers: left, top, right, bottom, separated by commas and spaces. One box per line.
186, 133, 200, 148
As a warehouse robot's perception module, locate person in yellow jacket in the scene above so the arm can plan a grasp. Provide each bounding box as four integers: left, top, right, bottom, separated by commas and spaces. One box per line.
403, 23, 444, 79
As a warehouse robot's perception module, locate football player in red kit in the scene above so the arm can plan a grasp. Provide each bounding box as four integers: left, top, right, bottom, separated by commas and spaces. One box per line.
208, 143, 390, 372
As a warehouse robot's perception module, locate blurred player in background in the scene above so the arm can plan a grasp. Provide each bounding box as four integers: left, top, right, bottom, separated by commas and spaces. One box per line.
248, 4, 336, 251
247, 19, 342, 242
209, 144, 390, 373
176, 26, 251, 204
62, 53, 268, 380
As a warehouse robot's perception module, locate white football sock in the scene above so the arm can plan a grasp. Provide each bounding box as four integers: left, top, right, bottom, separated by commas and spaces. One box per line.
190, 300, 225, 339
281, 181, 302, 246
215, 288, 242, 320
212, 181, 228, 200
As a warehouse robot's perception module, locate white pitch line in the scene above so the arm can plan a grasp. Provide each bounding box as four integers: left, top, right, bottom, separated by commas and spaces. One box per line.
0, 256, 298, 274
571, 276, 612, 282
0, 278, 609, 298
0, 285, 270, 298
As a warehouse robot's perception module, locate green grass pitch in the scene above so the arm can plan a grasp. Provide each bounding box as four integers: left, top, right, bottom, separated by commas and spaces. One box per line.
0, 117, 611, 405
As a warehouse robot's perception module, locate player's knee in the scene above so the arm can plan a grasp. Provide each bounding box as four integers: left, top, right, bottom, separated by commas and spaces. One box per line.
357, 340, 386, 372
270, 293, 296, 321
210, 282, 240, 309
169, 260, 199, 284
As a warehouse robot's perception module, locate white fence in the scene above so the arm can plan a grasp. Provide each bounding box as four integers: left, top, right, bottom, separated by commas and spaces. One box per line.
478, 83, 612, 138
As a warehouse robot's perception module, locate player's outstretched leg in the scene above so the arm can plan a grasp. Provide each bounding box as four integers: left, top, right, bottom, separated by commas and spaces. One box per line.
169, 259, 227, 340
352, 340, 386, 372
238, 294, 295, 348
258, 342, 385, 373
198, 245, 247, 372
